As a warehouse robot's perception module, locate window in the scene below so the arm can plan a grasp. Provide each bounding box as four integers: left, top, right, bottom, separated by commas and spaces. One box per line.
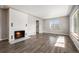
73, 9, 79, 36
49, 19, 62, 30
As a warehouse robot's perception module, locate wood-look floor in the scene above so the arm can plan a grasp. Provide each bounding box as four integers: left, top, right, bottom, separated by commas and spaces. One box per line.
0, 33, 78, 53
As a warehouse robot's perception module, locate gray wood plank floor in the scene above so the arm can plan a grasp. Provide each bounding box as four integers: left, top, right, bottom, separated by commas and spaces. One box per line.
0, 33, 78, 53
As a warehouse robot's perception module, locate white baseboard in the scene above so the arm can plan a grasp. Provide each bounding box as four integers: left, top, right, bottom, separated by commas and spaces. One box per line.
0, 39, 3, 41
0, 37, 8, 41
0, 39, 7, 41
43, 32, 69, 36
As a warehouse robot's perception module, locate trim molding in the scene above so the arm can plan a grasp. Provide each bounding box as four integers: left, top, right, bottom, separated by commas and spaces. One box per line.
43, 32, 69, 36
0, 38, 8, 41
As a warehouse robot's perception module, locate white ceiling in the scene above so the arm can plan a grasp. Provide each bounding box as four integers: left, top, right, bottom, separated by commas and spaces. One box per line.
8, 5, 72, 19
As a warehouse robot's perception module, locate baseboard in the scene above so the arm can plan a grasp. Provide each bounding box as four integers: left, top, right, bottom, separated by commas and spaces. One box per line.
43, 33, 69, 36
0, 38, 8, 41
0, 39, 3, 41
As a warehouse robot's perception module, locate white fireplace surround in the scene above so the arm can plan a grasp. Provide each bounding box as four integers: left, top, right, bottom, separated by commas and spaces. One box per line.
10, 30, 30, 44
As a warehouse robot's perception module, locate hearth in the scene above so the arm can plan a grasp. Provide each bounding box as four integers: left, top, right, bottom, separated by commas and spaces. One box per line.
15, 30, 25, 39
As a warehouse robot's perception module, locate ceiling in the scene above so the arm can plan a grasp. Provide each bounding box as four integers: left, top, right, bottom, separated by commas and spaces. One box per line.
8, 5, 72, 19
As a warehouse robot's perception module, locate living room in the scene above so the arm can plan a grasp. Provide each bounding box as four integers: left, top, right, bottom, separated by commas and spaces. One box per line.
0, 5, 79, 53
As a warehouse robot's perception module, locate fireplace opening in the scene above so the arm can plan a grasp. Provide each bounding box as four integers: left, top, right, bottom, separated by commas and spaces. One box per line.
15, 30, 25, 39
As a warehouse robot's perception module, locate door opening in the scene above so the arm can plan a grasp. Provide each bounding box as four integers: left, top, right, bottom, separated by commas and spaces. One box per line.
36, 20, 39, 34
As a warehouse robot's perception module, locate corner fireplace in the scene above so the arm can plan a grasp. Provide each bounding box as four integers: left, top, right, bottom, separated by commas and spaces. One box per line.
15, 30, 25, 39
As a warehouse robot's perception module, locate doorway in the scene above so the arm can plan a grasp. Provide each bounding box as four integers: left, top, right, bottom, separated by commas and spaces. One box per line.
36, 20, 39, 34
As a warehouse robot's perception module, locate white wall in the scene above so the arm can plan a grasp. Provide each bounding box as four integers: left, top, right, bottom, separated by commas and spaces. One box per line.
43, 16, 69, 35
0, 9, 9, 41
9, 8, 28, 43
9, 8, 43, 44
27, 15, 36, 36
1, 9, 9, 39
27, 15, 43, 35
39, 19, 43, 33
0, 9, 2, 40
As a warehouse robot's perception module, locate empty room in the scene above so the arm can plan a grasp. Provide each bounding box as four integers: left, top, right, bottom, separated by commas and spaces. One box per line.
0, 5, 79, 53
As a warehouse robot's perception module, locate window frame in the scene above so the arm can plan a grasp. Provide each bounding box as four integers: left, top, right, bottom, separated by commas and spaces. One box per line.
72, 8, 79, 38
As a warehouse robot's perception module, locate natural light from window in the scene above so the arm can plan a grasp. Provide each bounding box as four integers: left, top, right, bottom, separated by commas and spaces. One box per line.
54, 36, 65, 48
49, 36, 57, 44
49, 19, 61, 30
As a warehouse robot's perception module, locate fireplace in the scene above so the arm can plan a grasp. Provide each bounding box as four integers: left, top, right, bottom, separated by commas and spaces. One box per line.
15, 30, 25, 39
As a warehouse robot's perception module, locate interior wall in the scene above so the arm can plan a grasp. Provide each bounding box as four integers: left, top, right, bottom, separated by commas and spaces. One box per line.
9, 8, 28, 42
9, 8, 43, 44
43, 16, 69, 35
27, 15, 36, 36
39, 18, 43, 33
0, 9, 9, 41
1, 9, 9, 39
0, 9, 2, 40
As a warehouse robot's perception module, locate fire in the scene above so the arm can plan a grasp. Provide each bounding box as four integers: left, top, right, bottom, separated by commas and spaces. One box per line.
16, 32, 21, 35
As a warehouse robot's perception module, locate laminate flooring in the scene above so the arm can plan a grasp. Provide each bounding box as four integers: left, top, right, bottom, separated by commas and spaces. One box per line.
0, 34, 78, 53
